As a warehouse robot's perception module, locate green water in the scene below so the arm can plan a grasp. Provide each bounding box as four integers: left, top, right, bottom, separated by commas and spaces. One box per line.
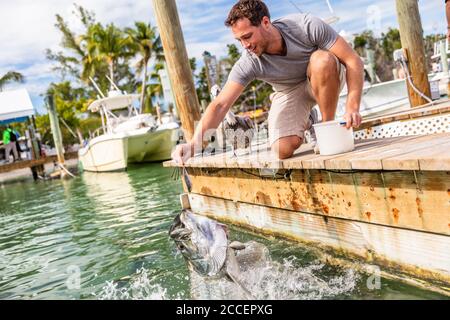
0, 164, 446, 300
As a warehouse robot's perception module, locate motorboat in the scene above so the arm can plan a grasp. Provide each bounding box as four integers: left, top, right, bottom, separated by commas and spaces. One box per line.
78, 89, 180, 172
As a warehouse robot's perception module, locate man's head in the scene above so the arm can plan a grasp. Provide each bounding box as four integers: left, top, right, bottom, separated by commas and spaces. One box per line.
225, 0, 272, 56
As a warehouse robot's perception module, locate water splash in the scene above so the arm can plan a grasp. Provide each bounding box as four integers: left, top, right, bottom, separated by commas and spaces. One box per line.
243, 257, 360, 300
95, 268, 185, 300
191, 256, 360, 300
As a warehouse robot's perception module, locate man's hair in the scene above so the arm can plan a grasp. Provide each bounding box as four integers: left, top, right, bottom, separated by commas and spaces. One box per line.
225, 0, 270, 27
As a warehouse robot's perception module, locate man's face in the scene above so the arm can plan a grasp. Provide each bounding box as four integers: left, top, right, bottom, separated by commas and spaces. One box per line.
231, 17, 269, 56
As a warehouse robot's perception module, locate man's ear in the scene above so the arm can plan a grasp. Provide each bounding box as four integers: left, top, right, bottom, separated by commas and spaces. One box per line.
261, 16, 270, 28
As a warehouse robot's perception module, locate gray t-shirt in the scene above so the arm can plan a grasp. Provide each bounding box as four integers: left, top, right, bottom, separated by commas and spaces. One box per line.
228, 13, 339, 92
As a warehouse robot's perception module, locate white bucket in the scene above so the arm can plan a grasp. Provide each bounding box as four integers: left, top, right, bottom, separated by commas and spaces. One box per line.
312, 120, 355, 155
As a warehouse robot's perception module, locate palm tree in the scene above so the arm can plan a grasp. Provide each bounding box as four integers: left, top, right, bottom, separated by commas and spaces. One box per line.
141, 62, 165, 114
84, 23, 132, 90
126, 22, 163, 112
0, 71, 25, 91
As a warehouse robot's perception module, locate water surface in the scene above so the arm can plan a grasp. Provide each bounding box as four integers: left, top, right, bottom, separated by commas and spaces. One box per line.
0, 164, 446, 299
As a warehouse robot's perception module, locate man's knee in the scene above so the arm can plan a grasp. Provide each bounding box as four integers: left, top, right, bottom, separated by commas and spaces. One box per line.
309, 50, 338, 78
271, 136, 302, 160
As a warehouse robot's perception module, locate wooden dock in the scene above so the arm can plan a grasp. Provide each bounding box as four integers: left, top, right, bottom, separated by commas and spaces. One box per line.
0, 152, 78, 174
165, 128, 450, 294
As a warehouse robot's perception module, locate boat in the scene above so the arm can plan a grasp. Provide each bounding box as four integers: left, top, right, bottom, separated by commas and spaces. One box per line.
78, 89, 180, 172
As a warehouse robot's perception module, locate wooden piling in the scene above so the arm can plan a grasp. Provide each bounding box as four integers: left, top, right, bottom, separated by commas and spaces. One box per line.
395, 0, 431, 107
47, 94, 66, 177
152, 0, 201, 141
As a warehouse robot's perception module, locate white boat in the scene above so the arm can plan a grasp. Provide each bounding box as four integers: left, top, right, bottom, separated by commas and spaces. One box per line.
335, 72, 449, 119
78, 90, 180, 172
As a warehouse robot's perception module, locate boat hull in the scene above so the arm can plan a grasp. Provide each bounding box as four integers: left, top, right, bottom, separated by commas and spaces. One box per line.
78, 136, 128, 172
127, 128, 177, 163
79, 128, 178, 172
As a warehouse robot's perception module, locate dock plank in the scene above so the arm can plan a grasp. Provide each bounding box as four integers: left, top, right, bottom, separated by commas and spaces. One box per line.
350, 133, 450, 170
381, 139, 450, 170
324, 136, 414, 170
164, 132, 450, 172
0, 152, 78, 174
188, 193, 450, 291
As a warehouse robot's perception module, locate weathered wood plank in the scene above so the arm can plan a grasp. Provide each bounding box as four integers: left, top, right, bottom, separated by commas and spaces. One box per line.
350, 133, 450, 170
415, 171, 450, 233
324, 136, 413, 170
381, 141, 450, 171
188, 193, 450, 290
164, 132, 450, 172
185, 167, 450, 235
0, 152, 78, 174
381, 136, 450, 170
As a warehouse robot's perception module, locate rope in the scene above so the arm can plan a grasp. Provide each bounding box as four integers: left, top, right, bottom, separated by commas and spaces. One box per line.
57, 162, 76, 178
58, 117, 78, 139
399, 57, 433, 105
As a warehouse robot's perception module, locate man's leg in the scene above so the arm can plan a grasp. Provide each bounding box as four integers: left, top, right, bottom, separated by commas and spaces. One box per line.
11, 142, 18, 161
5, 143, 12, 163
271, 135, 302, 160
268, 82, 311, 160
307, 50, 341, 121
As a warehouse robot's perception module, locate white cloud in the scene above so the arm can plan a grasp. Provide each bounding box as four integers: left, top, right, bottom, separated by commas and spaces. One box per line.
0, 0, 444, 109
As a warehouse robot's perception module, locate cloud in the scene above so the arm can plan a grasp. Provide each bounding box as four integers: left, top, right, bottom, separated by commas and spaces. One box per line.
0, 0, 444, 110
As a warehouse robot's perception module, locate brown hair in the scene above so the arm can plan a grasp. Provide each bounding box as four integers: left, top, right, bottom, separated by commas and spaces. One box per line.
224, 0, 270, 27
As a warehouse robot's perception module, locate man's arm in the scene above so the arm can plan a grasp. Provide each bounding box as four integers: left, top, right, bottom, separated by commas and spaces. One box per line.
172, 80, 245, 164
446, 0, 450, 40
328, 36, 364, 128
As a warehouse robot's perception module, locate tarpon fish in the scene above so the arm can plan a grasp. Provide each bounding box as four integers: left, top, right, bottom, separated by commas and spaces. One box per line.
169, 209, 265, 298
211, 85, 255, 155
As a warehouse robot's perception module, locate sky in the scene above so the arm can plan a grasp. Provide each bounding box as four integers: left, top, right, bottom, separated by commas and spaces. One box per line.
0, 0, 445, 113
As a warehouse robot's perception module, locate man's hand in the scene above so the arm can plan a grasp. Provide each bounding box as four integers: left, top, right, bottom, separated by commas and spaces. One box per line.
171, 143, 194, 165
447, 28, 450, 41
343, 111, 362, 129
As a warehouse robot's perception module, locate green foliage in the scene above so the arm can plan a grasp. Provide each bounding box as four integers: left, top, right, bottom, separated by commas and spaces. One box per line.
0, 71, 25, 91
352, 29, 401, 82
196, 66, 211, 103
381, 28, 402, 63
42, 4, 166, 145
226, 44, 240, 65
189, 57, 197, 74
125, 21, 164, 111
36, 82, 89, 146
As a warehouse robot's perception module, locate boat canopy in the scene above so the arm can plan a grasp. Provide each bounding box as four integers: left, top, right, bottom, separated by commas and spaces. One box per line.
0, 89, 34, 124
88, 93, 140, 112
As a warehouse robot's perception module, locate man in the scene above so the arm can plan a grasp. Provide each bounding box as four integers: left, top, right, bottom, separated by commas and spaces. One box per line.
172, 0, 363, 163
2, 125, 18, 163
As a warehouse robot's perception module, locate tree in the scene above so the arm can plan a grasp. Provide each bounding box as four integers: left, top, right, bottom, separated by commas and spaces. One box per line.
381, 28, 402, 63
352, 29, 401, 82
45, 6, 110, 93
47, 5, 136, 95
225, 44, 240, 66
142, 62, 165, 114
126, 22, 163, 112
0, 71, 25, 91
84, 23, 133, 89
37, 81, 90, 146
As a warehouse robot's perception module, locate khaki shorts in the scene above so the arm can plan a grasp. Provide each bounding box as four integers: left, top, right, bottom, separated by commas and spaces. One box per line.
268, 54, 346, 146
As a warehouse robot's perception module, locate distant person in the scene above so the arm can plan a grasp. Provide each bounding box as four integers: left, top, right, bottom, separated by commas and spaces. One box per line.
13, 129, 22, 160
2, 126, 18, 163
172, 0, 363, 163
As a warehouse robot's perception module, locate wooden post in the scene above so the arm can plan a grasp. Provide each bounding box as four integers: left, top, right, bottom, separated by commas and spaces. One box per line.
152, 0, 201, 141
47, 94, 66, 172
395, 0, 431, 107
